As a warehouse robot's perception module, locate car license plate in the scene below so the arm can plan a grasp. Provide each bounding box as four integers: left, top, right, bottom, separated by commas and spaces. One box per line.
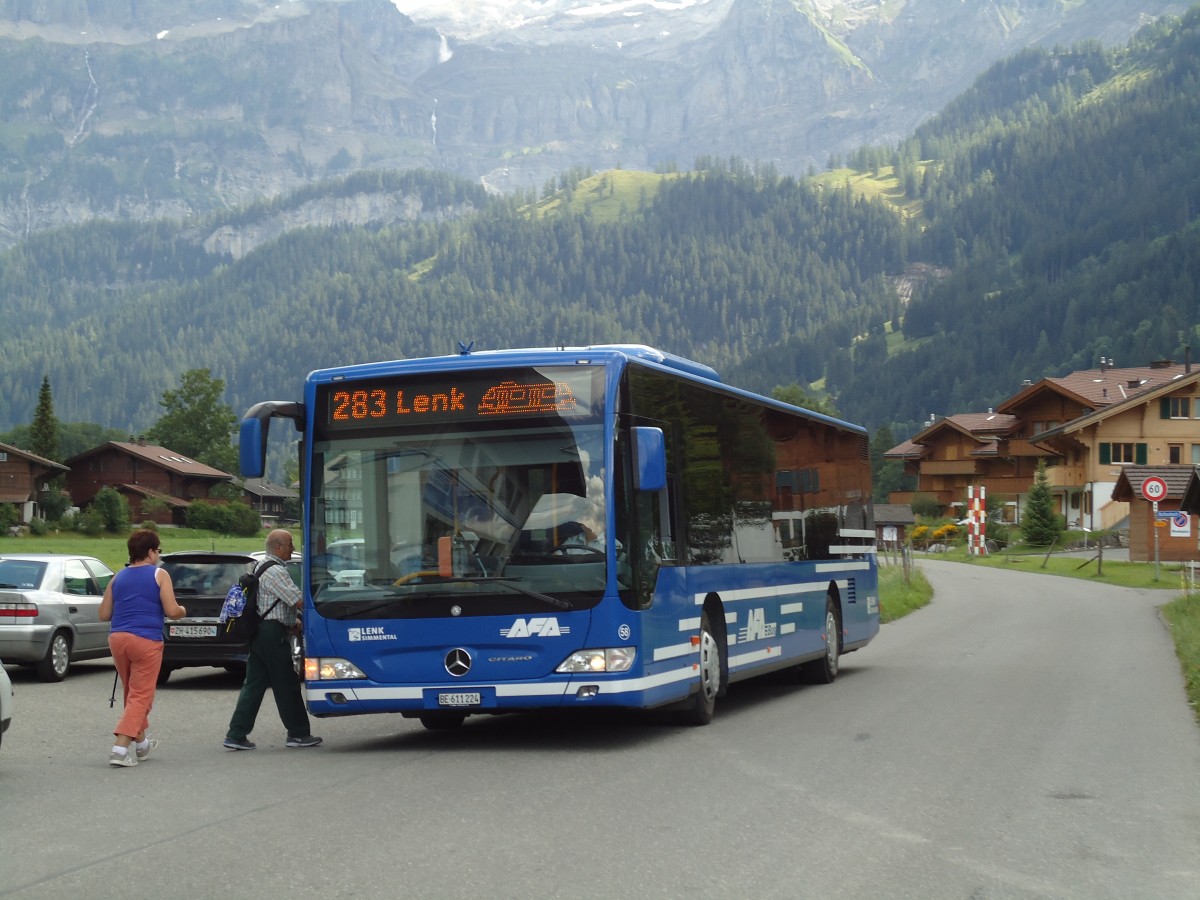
169, 625, 218, 638
438, 692, 481, 707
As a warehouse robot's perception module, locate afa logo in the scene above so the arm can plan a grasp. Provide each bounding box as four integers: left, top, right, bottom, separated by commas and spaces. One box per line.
738, 608, 777, 643
501, 617, 571, 638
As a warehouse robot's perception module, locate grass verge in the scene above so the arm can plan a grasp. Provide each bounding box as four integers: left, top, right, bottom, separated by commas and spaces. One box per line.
878, 563, 932, 623
1162, 592, 1200, 722
1, 530, 268, 572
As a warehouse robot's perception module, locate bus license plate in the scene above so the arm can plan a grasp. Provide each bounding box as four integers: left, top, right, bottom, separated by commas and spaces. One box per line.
438, 692, 481, 707
169, 625, 218, 638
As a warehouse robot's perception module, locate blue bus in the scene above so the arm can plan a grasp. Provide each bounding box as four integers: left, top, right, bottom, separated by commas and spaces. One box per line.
239, 345, 879, 728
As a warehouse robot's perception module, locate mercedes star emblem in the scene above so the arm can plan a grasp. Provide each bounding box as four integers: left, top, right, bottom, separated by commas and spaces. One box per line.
444, 648, 472, 677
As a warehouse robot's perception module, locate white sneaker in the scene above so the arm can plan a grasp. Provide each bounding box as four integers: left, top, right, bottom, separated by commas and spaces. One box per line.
135, 738, 160, 761
109, 748, 137, 767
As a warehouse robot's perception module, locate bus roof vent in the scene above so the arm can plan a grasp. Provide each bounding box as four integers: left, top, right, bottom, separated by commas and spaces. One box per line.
592, 344, 721, 383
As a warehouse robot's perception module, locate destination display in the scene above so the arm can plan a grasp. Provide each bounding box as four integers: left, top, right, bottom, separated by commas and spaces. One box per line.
320, 367, 599, 430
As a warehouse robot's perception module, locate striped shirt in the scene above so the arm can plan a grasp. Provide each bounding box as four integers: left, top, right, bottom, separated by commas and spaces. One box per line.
256, 554, 302, 627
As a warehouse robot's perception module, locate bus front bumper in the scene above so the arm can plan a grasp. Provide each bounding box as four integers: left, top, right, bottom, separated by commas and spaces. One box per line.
303, 666, 697, 717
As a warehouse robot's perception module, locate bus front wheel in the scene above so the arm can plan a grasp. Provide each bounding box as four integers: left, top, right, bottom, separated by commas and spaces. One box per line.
419, 713, 466, 731
676, 611, 721, 726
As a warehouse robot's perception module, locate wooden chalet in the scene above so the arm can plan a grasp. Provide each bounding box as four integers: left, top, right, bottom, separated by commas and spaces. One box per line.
0, 441, 69, 525
242, 478, 299, 528
64, 440, 233, 526
887, 358, 1200, 529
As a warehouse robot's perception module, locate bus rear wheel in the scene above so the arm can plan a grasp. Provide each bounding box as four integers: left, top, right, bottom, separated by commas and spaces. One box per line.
675, 611, 721, 725
800, 596, 841, 684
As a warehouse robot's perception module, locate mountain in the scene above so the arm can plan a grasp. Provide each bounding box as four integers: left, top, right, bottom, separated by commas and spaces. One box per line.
3, 5, 1200, 454
0, 0, 1187, 246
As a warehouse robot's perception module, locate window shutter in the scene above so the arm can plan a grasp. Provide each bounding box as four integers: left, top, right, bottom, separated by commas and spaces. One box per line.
1099, 443, 1111, 465
1135, 443, 1147, 465
1161, 398, 1171, 419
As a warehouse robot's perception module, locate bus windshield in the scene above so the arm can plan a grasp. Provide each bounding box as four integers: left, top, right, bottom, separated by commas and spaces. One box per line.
310, 412, 610, 619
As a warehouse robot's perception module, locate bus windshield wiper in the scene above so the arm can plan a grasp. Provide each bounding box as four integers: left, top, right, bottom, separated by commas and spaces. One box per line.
316, 577, 572, 617
487, 578, 573, 610
415, 576, 573, 610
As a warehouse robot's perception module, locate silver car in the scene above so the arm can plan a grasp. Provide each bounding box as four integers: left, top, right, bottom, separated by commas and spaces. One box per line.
0, 658, 12, 749
0, 554, 115, 681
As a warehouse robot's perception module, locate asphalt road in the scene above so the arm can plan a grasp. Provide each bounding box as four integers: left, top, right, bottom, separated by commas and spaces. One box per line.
2, 559, 1198, 899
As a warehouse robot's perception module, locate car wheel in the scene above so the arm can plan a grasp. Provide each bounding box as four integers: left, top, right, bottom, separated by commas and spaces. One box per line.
156, 666, 172, 685
36, 631, 71, 682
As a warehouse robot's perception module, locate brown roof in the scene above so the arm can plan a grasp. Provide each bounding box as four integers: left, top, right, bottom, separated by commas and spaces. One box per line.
1038, 368, 1200, 441
242, 478, 298, 500
1111, 465, 1197, 502
883, 412, 1018, 459
874, 504, 915, 524
117, 484, 190, 508
1048, 363, 1190, 407
0, 441, 69, 473
1000, 362, 1192, 415
65, 441, 231, 480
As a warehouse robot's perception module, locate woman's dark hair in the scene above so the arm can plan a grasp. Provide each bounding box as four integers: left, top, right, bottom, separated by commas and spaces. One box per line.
127, 528, 161, 564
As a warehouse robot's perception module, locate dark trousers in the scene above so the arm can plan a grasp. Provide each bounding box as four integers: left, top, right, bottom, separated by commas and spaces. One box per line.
226, 620, 311, 741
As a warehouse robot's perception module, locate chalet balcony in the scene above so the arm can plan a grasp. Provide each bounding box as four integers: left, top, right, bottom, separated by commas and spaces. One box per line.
1006, 438, 1051, 457
920, 460, 981, 476
1042, 464, 1087, 488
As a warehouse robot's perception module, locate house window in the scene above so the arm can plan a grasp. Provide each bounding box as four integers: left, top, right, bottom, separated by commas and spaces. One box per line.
1192, 444, 1200, 465
1162, 397, 1191, 419
1169, 444, 1183, 464
1031, 420, 1059, 435
1100, 442, 1146, 464
0, 451, 6, 462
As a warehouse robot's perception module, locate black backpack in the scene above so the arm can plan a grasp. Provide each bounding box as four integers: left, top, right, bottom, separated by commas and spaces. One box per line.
220, 559, 282, 642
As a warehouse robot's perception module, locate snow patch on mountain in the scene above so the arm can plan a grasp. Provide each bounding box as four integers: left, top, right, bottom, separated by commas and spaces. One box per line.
389, 0, 720, 39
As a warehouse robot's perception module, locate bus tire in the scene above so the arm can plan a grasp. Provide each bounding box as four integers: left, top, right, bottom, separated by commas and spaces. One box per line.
676, 610, 721, 726
801, 596, 841, 685
419, 713, 466, 731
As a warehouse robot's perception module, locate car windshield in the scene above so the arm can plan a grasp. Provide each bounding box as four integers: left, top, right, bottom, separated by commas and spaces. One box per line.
309, 413, 610, 618
0, 559, 47, 589
161, 560, 251, 594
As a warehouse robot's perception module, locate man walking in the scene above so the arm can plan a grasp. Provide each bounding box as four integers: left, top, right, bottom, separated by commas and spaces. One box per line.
224, 529, 322, 751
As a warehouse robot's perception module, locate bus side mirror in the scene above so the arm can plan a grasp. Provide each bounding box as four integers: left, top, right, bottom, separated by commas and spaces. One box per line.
239, 401, 305, 478
633, 427, 666, 492
239, 416, 267, 478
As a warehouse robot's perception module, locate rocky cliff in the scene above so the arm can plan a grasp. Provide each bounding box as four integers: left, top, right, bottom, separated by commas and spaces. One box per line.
0, 0, 1187, 247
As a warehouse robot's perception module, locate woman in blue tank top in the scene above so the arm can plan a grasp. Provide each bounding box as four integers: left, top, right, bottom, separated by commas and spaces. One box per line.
99, 529, 187, 768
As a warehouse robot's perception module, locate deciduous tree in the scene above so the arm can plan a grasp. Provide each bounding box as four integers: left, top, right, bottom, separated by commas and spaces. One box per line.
145, 369, 238, 474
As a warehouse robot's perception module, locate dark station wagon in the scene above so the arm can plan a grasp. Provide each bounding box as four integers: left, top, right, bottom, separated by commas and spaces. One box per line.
157, 551, 300, 684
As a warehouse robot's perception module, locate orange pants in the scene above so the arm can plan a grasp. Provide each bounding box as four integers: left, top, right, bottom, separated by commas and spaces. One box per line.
108, 632, 164, 740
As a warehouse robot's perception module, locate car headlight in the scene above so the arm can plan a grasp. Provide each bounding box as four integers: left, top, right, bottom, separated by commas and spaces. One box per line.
555, 647, 636, 673
305, 658, 367, 680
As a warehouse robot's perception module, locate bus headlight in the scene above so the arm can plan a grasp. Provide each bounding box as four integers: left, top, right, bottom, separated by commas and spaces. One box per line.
555, 647, 636, 674
305, 658, 367, 680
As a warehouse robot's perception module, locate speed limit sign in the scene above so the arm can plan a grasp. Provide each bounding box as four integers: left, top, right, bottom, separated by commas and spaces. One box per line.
1141, 476, 1168, 502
